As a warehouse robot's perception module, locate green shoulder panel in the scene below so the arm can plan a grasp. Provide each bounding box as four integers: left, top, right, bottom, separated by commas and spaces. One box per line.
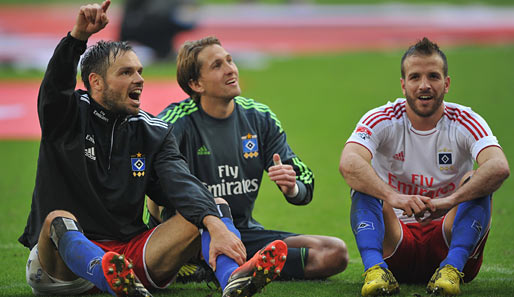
234, 96, 283, 133
160, 99, 198, 123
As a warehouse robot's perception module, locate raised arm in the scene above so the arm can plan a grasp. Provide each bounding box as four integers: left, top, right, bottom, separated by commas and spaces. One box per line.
339, 142, 434, 217
70, 0, 110, 41
38, 0, 111, 137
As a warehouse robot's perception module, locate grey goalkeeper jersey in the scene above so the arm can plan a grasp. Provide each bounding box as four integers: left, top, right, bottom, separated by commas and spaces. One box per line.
158, 97, 314, 230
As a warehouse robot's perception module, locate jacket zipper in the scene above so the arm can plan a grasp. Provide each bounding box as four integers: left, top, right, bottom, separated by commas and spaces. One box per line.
108, 117, 118, 170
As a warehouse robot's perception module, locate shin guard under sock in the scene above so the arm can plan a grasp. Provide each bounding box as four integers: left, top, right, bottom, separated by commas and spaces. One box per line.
201, 204, 240, 290
440, 195, 491, 271
351, 191, 387, 271
58, 230, 114, 295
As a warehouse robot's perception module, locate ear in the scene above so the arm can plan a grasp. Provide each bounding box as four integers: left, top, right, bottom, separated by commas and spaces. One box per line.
188, 79, 204, 94
89, 73, 104, 93
444, 76, 450, 94
400, 77, 406, 97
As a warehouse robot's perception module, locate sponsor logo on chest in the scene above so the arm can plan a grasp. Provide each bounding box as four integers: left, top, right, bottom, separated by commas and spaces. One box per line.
93, 109, 109, 122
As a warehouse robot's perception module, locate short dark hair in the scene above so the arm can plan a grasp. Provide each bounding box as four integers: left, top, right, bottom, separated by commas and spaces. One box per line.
176, 36, 221, 102
80, 40, 133, 92
401, 37, 448, 78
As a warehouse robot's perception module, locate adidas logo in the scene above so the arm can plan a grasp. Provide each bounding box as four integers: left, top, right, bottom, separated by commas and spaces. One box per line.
393, 151, 404, 162
197, 145, 211, 156
85, 147, 96, 160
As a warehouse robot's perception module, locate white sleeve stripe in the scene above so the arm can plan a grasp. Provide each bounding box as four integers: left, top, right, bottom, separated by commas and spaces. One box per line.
139, 110, 168, 125
128, 116, 168, 128
137, 111, 169, 128
80, 94, 90, 104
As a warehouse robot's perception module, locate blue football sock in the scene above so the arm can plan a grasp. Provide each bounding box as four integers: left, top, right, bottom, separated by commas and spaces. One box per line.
351, 191, 387, 271
440, 195, 491, 271
201, 217, 240, 290
58, 231, 115, 295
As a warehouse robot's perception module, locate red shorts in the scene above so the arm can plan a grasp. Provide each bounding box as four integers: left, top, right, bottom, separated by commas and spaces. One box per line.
91, 227, 172, 290
384, 217, 489, 284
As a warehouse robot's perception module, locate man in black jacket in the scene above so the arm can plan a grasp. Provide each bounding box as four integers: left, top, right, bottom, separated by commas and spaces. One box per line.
20, 2, 286, 296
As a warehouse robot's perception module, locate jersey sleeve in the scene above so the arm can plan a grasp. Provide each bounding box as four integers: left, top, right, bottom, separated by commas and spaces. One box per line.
345, 102, 397, 158
451, 105, 500, 161
261, 107, 314, 205
153, 127, 219, 227
38, 33, 87, 138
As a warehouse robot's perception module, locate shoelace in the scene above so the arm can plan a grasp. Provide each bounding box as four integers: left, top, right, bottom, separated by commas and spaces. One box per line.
440, 265, 464, 283
363, 265, 383, 279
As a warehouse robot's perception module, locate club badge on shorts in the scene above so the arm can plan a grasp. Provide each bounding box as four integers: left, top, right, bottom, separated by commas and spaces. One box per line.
131, 152, 145, 177
242, 133, 259, 159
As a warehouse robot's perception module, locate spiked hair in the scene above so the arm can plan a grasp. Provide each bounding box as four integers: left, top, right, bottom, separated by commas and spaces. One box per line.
401, 37, 448, 78
80, 40, 133, 92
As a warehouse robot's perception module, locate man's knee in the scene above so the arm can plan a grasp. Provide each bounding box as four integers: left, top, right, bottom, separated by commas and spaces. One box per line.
323, 237, 349, 272
45, 213, 83, 249
286, 235, 349, 278
40, 211, 78, 242
43, 211, 76, 229
36, 211, 81, 281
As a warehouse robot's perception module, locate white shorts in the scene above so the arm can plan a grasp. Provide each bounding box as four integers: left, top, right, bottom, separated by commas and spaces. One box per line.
26, 244, 95, 295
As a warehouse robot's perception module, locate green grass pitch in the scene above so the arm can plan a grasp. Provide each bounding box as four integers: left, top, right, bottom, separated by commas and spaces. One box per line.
1, 44, 514, 296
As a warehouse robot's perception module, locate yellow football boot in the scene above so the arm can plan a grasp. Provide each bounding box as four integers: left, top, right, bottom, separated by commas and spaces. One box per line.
361, 264, 399, 296
427, 264, 464, 296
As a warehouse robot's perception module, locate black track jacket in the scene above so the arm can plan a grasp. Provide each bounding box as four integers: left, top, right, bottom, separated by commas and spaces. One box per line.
19, 34, 219, 249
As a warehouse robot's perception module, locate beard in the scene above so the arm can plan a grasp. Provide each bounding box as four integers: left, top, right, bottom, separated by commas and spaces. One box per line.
405, 91, 445, 118
101, 85, 138, 116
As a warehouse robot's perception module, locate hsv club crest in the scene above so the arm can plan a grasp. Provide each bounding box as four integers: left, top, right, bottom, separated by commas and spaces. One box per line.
242, 133, 259, 159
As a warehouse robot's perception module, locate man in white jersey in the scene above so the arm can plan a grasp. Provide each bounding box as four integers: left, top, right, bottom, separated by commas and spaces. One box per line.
339, 37, 509, 296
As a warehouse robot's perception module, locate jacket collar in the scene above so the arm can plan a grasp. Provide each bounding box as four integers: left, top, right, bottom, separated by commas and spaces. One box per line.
87, 93, 127, 124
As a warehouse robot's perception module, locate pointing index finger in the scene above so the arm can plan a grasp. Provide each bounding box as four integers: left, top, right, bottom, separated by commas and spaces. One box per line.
102, 0, 111, 12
